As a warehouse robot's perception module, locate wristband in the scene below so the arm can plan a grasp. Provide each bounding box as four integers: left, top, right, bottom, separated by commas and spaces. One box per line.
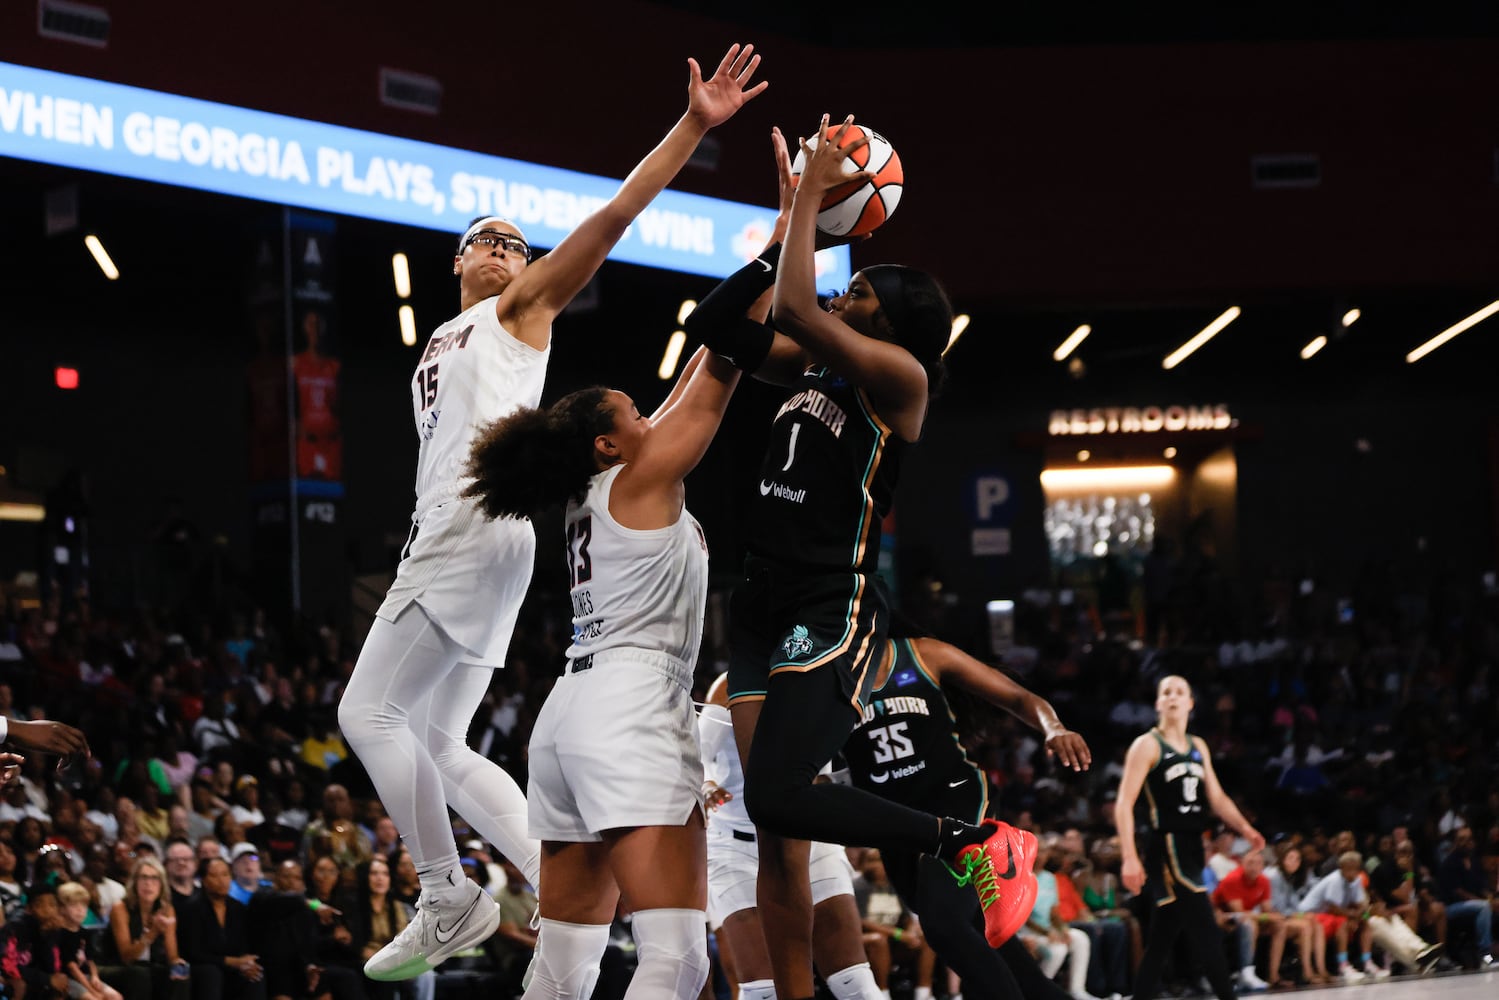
1403, 873, 1415, 881
308, 899, 321, 911
891, 928, 903, 942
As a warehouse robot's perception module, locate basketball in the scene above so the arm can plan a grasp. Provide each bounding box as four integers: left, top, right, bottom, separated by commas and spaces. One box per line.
790, 123, 903, 237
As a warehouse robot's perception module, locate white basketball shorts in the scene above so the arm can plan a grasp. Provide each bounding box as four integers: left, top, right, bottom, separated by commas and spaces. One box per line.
527, 647, 702, 842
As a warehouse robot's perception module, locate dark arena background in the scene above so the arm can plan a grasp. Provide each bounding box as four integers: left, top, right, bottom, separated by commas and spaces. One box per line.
1, 2, 1497, 999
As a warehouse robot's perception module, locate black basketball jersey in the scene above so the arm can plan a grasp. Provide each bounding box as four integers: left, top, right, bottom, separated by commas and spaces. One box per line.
746, 366, 905, 573
843, 639, 983, 810
1137, 728, 1210, 833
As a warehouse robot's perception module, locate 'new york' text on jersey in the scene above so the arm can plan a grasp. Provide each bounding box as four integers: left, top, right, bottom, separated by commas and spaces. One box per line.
747, 367, 906, 573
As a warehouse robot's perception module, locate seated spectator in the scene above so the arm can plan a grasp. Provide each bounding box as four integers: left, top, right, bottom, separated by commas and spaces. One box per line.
1205, 829, 1240, 883
0, 840, 25, 920
184, 775, 222, 844
177, 856, 267, 1000
163, 837, 200, 911
1315, 830, 1357, 879
1056, 837, 1129, 999
306, 855, 361, 973
229, 777, 264, 829
1078, 836, 1142, 975
349, 856, 435, 1000
227, 842, 270, 905
245, 790, 302, 866
4, 881, 67, 1000
1210, 849, 1279, 991
52, 880, 124, 1000
1436, 825, 1495, 968
368, 815, 401, 864
1020, 836, 1097, 1000
99, 856, 190, 1000
300, 784, 371, 874
1368, 839, 1444, 973
390, 849, 420, 910
853, 848, 938, 1000
1298, 850, 1384, 983
252, 858, 362, 1000
1265, 844, 1330, 984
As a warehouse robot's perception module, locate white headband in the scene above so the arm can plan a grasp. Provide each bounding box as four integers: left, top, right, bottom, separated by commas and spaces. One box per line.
461, 216, 527, 249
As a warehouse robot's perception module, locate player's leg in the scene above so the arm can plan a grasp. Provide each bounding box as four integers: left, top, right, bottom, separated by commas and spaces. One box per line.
523, 840, 617, 1000
607, 817, 712, 1000
418, 660, 540, 887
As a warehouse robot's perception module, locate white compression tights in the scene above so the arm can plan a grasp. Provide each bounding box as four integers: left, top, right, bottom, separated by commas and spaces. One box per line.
339, 602, 540, 888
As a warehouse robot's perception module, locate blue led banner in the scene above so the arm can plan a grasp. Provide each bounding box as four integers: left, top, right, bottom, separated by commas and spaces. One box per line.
0, 60, 852, 287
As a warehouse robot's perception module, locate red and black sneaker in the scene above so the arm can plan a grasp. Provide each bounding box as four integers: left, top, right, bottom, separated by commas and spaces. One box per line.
949, 819, 1039, 947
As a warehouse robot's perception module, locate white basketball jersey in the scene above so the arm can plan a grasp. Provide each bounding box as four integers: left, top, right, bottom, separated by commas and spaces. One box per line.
409, 296, 550, 498
564, 465, 708, 667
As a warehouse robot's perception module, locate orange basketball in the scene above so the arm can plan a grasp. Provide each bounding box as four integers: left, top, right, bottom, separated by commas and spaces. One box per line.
790, 123, 904, 237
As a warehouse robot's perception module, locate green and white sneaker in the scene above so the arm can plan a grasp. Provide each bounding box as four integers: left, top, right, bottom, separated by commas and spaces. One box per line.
364, 880, 501, 981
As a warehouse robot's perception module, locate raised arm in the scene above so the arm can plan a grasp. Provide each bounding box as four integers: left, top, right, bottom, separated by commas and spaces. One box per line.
771, 115, 928, 425
1115, 733, 1158, 893
623, 348, 741, 490
915, 638, 1090, 772
497, 44, 767, 349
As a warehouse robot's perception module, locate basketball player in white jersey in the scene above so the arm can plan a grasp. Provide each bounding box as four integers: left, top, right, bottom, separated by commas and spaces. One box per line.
457, 125, 808, 998
459, 343, 738, 998
699, 674, 882, 1000
338, 43, 767, 983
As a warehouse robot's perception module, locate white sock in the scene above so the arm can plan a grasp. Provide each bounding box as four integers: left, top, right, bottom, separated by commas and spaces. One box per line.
417, 861, 468, 901
738, 981, 776, 1000
914, 988, 933, 1000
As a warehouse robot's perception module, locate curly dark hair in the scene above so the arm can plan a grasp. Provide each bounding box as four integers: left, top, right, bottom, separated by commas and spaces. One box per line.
462, 386, 616, 520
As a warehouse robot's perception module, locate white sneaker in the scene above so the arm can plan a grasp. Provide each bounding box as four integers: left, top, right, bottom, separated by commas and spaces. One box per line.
1239, 969, 1271, 992
364, 881, 501, 981
1369, 965, 1392, 981
1338, 965, 1366, 985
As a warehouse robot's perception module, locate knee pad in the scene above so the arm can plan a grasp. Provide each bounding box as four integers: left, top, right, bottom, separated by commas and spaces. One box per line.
824, 962, 880, 1000
528, 918, 609, 1000
739, 980, 777, 1000
626, 908, 710, 999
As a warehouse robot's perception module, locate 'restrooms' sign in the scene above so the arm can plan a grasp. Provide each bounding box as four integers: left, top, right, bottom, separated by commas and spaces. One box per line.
1049, 404, 1233, 435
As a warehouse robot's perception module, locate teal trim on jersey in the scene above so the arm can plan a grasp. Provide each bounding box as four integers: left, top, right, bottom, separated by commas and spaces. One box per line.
849, 386, 887, 569
767, 571, 863, 670
889, 638, 986, 821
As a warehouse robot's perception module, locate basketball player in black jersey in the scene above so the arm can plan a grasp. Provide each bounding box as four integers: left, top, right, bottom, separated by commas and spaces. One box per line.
1115, 674, 1265, 1000
842, 634, 1091, 1000
686, 116, 1029, 1000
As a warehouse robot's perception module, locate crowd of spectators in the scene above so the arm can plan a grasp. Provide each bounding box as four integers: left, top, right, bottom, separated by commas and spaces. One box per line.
1, 538, 1497, 998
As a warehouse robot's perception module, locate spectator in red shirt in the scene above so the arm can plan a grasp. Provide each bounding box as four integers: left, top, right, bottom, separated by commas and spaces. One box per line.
1211, 849, 1283, 990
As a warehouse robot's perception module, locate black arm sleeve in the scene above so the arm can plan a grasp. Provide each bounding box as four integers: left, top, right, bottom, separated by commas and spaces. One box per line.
683, 243, 780, 372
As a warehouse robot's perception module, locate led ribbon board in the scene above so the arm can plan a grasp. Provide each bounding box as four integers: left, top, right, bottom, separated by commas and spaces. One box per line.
0, 60, 852, 287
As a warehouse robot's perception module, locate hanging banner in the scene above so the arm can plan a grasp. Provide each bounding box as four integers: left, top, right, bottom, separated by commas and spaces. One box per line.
0, 60, 852, 288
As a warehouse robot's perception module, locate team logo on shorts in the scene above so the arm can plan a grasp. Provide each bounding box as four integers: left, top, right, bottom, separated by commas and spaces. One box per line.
781, 625, 814, 660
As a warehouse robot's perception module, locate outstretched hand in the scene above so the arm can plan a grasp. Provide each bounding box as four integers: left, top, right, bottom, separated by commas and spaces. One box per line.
687, 43, 768, 131
7, 718, 90, 773
794, 115, 872, 200
1045, 730, 1092, 773
0, 752, 21, 789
